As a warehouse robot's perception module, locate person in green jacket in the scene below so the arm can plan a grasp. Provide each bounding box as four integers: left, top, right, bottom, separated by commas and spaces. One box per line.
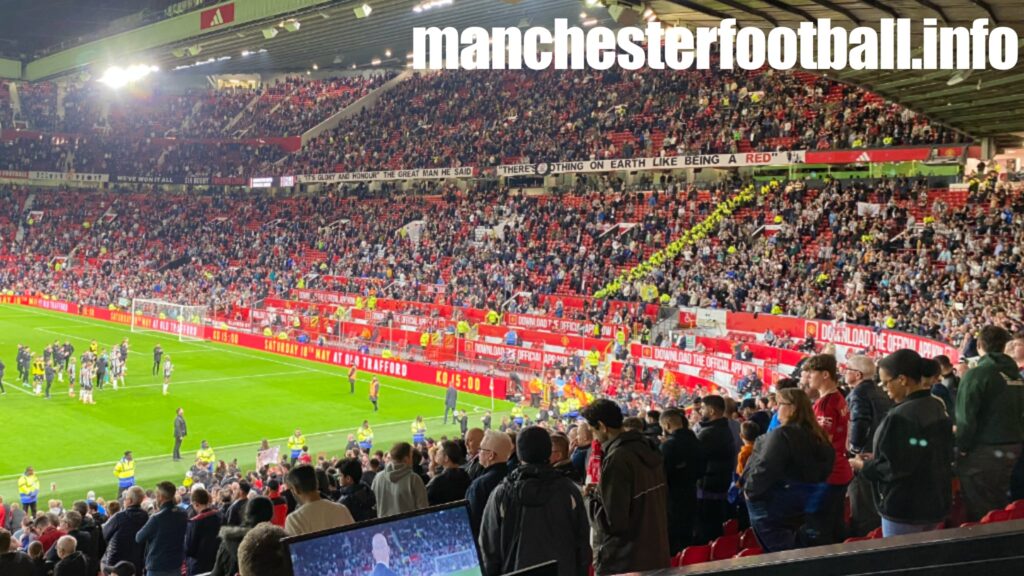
955, 325, 1024, 521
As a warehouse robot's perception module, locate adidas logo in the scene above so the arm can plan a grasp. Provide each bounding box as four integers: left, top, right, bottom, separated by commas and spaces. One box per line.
210, 9, 224, 26
855, 152, 870, 162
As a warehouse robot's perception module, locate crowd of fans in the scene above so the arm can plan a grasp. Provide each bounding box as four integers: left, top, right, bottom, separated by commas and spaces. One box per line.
3, 66, 958, 177
3, 331, 1023, 575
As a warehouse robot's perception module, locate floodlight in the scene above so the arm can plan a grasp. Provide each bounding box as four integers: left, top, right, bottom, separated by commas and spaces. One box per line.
354, 3, 372, 18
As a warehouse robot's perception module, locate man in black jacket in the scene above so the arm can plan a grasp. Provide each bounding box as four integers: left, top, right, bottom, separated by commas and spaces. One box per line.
173, 408, 188, 462
337, 458, 377, 522
426, 441, 471, 505
695, 395, 736, 544
844, 355, 892, 536
582, 399, 669, 576
480, 427, 591, 576
466, 430, 513, 536
184, 488, 221, 576
659, 408, 701, 554
102, 487, 148, 574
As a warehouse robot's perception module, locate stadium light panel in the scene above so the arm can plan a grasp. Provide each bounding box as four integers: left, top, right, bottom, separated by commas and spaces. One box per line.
413, 0, 454, 13
98, 65, 159, 89
312, 63, 319, 70
385, 49, 392, 57
262, 27, 279, 39
282, 19, 301, 32
354, 3, 372, 18
186, 45, 202, 57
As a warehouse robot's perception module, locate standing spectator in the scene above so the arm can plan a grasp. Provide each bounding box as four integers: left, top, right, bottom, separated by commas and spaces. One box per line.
743, 389, 834, 552
550, 433, 582, 484
466, 430, 513, 536
211, 498, 274, 576
52, 536, 87, 576
955, 325, 1024, 520
462, 428, 485, 480
184, 488, 221, 576
695, 394, 736, 544
426, 441, 471, 506
480, 427, 591, 576
659, 408, 701, 554
934, 354, 960, 406
337, 458, 376, 522
570, 423, 593, 481
173, 408, 188, 462
852, 349, 953, 536
284, 466, 354, 536
0, 528, 33, 576
224, 481, 251, 527
237, 523, 289, 576
581, 398, 670, 575
134, 482, 188, 576
844, 354, 892, 536
265, 480, 289, 527
444, 383, 458, 425
371, 443, 428, 518
44, 512, 93, 573
804, 354, 852, 545
101, 486, 148, 574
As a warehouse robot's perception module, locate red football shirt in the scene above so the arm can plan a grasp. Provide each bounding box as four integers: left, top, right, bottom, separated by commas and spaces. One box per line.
814, 389, 853, 485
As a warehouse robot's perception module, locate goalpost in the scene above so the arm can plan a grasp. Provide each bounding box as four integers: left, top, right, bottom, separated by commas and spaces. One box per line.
131, 298, 209, 342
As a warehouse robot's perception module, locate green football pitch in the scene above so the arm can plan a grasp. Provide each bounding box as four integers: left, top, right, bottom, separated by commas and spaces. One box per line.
0, 304, 512, 502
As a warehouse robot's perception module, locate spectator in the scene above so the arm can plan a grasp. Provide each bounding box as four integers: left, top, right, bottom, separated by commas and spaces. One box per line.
740, 398, 770, 436
211, 497, 274, 576
183, 488, 221, 576
923, 358, 953, 416
844, 354, 892, 537
955, 325, 1024, 521
237, 523, 289, 576
336, 458, 377, 522
264, 479, 289, 528
466, 430, 513, 536
284, 466, 354, 536
480, 427, 591, 576
462, 428, 485, 480
135, 481, 188, 576
101, 486, 148, 574
550, 433, 582, 484
371, 443, 428, 518
35, 515, 64, 554
803, 354, 852, 545
224, 480, 251, 527
659, 408, 701, 554
426, 441, 472, 506
581, 399, 670, 575
53, 535, 87, 576
852, 349, 954, 536
743, 388, 834, 551
0, 528, 33, 576
695, 394, 736, 544
43, 512, 92, 573
570, 422, 593, 482
934, 354, 960, 406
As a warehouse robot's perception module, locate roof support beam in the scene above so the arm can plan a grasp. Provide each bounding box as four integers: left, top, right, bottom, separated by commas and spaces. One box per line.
800, 0, 862, 25
908, 0, 950, 24
708, 0, 779, 26
856, 0, 900, 19
752, 0, 815, 22
663, 0, 742, 24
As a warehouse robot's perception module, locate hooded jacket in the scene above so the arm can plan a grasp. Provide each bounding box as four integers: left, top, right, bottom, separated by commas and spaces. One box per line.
586, 430, 670, 575
338, 482, 377, 522
861, 389, 954, 524
955, 352, 1024, 450
480, 464, 591, 576
743, 424, 835, 502
209, 525, 249, 576
371, 462, 428, 518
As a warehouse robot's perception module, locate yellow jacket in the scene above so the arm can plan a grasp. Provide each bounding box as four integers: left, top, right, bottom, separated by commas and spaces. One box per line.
114, 459, 135, 479
357, 427, 373, 443
196, 447, 216, 464
287, 435, 306, 451
18, 473, 40, 501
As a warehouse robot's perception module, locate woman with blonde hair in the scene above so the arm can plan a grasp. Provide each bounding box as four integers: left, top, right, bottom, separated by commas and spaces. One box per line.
743, 388, 834, 551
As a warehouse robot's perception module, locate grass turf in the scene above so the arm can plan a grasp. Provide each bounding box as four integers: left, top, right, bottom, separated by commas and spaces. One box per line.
0, 304, 512, 502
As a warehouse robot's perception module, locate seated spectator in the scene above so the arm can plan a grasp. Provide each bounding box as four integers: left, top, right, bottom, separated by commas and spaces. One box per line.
852, 349, 954, 537
743, 388, 834, 552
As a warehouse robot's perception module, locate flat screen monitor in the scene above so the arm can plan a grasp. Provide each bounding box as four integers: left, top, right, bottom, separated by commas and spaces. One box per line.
284, 501, 483, 576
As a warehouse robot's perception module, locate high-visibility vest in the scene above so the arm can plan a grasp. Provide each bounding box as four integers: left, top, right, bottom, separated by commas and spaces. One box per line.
18, 474, 39, 503
114, 459, 135, 480
367, 296, 377, 310
411, 421, 426, 435
357, 427, 373, 443
587, 351, 600, 367
420, 333, 430, 347
288, 435, 306, 451
197, 447, 216, 464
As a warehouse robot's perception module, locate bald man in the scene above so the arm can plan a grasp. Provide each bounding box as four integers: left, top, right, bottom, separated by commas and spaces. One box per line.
462, 428, 485, 480
370, 533, 398, 576
54, 535, 88, 576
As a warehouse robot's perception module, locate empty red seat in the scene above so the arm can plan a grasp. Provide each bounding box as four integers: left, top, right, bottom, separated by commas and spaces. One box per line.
867, 527, 884, 539
737, 547, 763, 557
711, 534, 740, 560
739, 528, 758, 550
678, 545, 711, 566
722, 518, 739, 536
1008, 508, 1024, 520
1006, 500, 1024, 511
981, 509, 1012, 523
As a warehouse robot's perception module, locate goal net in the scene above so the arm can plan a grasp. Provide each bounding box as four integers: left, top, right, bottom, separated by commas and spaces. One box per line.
131, 298, 208, 342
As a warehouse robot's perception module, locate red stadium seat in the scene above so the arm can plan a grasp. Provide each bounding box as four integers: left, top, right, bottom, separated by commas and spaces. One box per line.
981, 509, 1012, 524
1008, 508, 1024, 520
711, 534, 740, 560
722, 518, 739, 536
844, 536, 872, 543
1006, 500, 1024, 511
959, 522, 980, 528
737, 547, 763, 557
678, 545, 711, 566
739, 528, 758, 550
867, 527, 884, 539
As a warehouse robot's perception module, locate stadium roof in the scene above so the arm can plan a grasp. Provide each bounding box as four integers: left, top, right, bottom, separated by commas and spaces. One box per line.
2, 1, 1022, 148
